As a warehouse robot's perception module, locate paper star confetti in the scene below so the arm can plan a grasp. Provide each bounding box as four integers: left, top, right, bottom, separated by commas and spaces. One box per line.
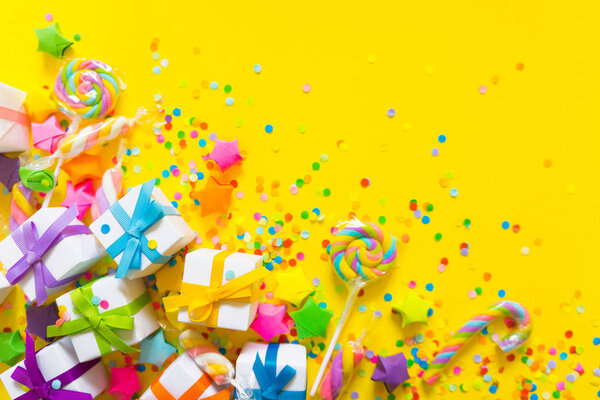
34, 23, 73, 58
138, 329, 177, 368
192, 176, 234, 217
290, 297, 333, 339
0, 154, 20, 190
108, 366, 140, 400
25, 88, 56, 124
25, 303, 59, 342
250, 303, 291, 341
202, 139, 243, 171
392, 291, 432, 328
61, 153, 102, 185
371, 352, 410, 393
0, 331, 25, 366
274, 267, 314, 306
32, 115, 66, 153
61, 179, 94, 219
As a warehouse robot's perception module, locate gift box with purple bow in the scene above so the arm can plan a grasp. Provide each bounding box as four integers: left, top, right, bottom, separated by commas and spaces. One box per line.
0, 206, 105, 305
90, 178, 195, 279
0, 333, 109, 400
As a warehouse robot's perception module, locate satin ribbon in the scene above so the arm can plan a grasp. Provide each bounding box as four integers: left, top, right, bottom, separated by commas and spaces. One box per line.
47, 283, 150, 355
163, 250, 270, 325
250, 344, 304, 400
105, 179, 180, 278
11, 333, 99, 400
0, 105, 29, 125
5, 206, 89, 304
150, 368, 232, 400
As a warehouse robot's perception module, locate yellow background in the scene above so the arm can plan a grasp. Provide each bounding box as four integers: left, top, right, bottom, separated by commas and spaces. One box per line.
0, 1, 599, 399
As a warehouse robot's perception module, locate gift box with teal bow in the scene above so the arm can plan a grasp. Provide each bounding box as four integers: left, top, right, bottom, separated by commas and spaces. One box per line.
90, 178, 195, 280
235, 342, 307, 400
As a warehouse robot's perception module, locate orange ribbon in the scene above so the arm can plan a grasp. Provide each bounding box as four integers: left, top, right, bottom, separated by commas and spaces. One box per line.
151, 370, 233, 400
0, 106, 29, 125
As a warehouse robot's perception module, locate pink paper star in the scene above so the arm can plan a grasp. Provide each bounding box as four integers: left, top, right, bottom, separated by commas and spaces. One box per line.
108, 366, 141, 400
250, 303, 291, 341
61, 179, 94, 220
202, 139, 243, 171
31, 115, 66, 153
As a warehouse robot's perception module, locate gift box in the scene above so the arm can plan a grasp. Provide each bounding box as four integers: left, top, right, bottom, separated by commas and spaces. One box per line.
0, 272, 12, 304
140, 352, 233, 400
235, 342, 306, 400
163, 249, 270, 331
47, 274, 160, 362
0, 206, 105, 305
0, 82, 30, 153
0, 334, 109, 400
90, 178, 195, 279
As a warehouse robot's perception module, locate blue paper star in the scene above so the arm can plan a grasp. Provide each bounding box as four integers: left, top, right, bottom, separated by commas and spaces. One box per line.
138, 329, 176, 367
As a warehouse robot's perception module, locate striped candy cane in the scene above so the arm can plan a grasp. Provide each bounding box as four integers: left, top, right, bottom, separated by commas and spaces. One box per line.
424, 300, 532, 384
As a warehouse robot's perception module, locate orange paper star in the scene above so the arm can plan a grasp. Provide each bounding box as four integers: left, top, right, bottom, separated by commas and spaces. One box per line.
60, 153, 102, 185
193, 176, 234, 217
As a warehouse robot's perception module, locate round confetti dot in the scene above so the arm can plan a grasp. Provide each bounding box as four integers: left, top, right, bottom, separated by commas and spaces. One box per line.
361, 178, 370, 188
450, 188, 458, 197
74, 33, 81, 41
225, 271, 236, 280
100, 224, 110, 234
498, 289, 506, 298
384, 293, 392, 302
426, 283, 434, 291
45, 13, 53, 22
387, 108, 395, 118
265, 124, 274, 133
422, 216, 430, 224
438, 134, 446, 143
224, 84, 232, 93
521, 247, 530, 255
99, 300, 109, 310
479, 85, 487, 94
501, 221, 510, 229
431, 148, 439, 156
210, 82, 218, 90
358, 305, 367, 313
302, 84, 311, 93
152, 66, 161, 74
148, 240, 157, 250
225, 97, 234, 106
91, 296, 101, 306
254, 64, 262, 73
51, 380, 61, 390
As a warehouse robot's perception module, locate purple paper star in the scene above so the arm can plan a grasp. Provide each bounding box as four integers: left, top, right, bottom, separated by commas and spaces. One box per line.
371, 352, 410, 393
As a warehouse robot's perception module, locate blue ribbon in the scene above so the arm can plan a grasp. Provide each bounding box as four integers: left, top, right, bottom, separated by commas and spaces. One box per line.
250, 343, 306, 400
106, 179, 180, 278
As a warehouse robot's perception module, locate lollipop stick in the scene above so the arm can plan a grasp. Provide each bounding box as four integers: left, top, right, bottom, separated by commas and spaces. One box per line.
310, 279, 364, 397
40, 157, 63, 209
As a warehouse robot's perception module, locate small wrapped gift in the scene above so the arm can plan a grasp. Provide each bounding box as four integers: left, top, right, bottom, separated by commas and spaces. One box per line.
0, 333, 109, 400
140, 352, 233, 400
0, 82, 30, 153
0, 206, 105, 304
0, 272, 12, 304
90, 178, 195, 279
235, 343, 306, 400
47, 274, 160, 362
163, 249, 270, 331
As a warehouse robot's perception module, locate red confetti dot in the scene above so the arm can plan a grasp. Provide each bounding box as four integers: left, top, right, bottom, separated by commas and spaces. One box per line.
441, 257, 449, 265
409, 202, 418, 211
361, 178, 370, 188
200, 122, 208, 130
512, 224, 520, 233
565, 330, 573, 339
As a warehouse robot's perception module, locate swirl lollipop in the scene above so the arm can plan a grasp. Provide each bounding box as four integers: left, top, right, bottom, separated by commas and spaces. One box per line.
54, 58, 120, 120
310, 218, 397, 396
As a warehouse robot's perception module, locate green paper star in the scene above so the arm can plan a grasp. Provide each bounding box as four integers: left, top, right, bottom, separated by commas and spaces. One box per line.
34, 23, 73, 58
290, 297, 333, 339
0, 331, 25, 366
393, 291, 432, 328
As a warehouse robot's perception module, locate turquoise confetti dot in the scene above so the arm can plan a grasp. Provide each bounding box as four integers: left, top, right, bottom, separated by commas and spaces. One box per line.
173, 108, 181, 116
225, 97, 234, 106
91, 296, 101, 305
450, 188, 458, 197
384, 293, 392, 301
498, 289, 506, 298
225, 270, 236, 280
199, 139, 207, 147
210, 82, 218, 90
100, 224, 110, 234
152, 66, 161, 74
162, 170, 170, 178
422, 216, 430, 224
254, 64, 262, 73
426, 283, 434, 291
358, 305, 367, 313
501, 221, 510, 229
51, 380, 61, 389
265, 124, 274, 133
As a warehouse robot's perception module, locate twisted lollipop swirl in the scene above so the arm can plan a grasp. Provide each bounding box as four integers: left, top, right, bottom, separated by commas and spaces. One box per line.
330, 221, 397, 282
54, 58, 119, 120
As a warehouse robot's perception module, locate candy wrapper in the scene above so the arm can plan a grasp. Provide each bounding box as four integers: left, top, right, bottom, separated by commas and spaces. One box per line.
163, 249, 270, 331
0, 82, 30, 153
90, 178, 195, 279
0, 334, 109, 400
0, 206, 105, 304
235, 342, 307, 400
139, 351, 233, 400
319, 336, 365, 400
47, 274, 160, 362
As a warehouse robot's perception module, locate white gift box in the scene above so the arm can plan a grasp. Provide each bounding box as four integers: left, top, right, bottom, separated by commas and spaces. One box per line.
0, 82, 30, 153
235, 343, 306, 400
90, 181, 195, 279
0, 273, 13, 304
0, 337, 109, 399
53, 275, 160, 362
175, 249, 263, 331
0, 207, 105, 304
140, 352, 233, 400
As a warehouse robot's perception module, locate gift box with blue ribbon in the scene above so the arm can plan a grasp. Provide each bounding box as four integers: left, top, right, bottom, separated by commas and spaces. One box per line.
90, 178, 195, 280
235, 342, 307, 400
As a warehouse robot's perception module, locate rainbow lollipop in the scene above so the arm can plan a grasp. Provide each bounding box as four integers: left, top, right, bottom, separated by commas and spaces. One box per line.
310, 218, 397, 396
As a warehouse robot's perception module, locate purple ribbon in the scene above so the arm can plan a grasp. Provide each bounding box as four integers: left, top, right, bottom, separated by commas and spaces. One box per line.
5, 206, 90, 304
11, 333, 99, 400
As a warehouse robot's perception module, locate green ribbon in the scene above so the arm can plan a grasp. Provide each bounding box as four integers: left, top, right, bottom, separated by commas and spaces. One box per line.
46, 284, 150, 355
0, 330, 25, 366
18, 167, 55, 193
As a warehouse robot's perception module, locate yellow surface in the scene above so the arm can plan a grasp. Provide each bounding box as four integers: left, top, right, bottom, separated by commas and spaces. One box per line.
1, 1, 599, 399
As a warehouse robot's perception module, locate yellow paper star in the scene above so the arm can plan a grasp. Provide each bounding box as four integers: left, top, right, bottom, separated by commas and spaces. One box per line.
393, 291, 432, 327
25, 88, 57, 123
274, 267, 314, 306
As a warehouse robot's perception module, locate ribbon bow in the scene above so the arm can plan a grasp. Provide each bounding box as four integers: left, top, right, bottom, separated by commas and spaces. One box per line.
106, 179, 179, 278
5, 206, 89, 304
11, 333, 99, 400
163, 250, 271, 324
252, 344, 297, 400
46, 284, 150, 355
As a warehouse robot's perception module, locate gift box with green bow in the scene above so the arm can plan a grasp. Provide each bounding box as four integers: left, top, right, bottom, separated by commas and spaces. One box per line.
47, 275, 160, 362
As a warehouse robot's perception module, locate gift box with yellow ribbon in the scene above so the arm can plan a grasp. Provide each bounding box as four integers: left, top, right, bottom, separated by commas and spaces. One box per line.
47, 275, 160, 362
163, 249, 271, 331
140, 351, 233, 400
